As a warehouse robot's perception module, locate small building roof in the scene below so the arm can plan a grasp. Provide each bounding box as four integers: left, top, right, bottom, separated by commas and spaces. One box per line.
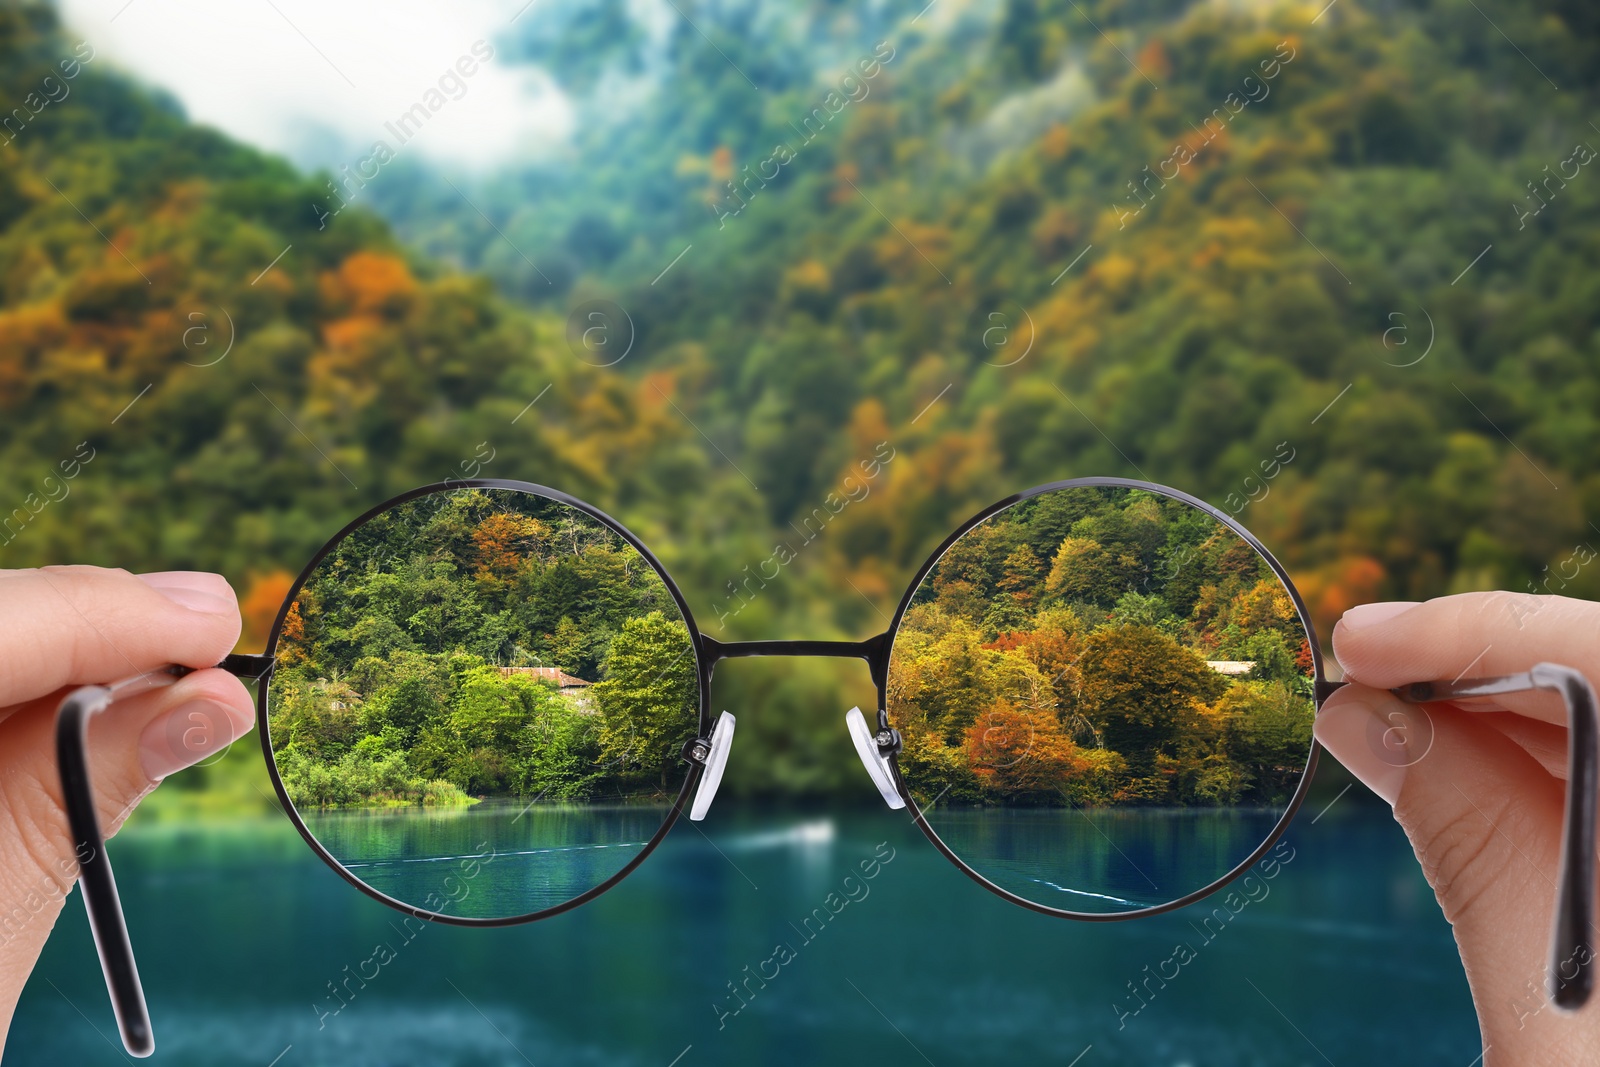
1205, 660, 1257, 676
498, 666, 592, 687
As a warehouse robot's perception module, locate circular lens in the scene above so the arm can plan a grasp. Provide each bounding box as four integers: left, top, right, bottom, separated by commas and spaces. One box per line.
887, 483, 1316, 915
265, 485, 701, 920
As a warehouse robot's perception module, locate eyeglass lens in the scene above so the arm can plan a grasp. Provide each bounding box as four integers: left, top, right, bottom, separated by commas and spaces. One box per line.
887, 484, 1316, 913
265, 486, 700, 920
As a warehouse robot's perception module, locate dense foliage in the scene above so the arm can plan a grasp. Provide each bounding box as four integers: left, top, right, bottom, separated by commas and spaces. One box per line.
267, 490, 697, 807
378, 0, 1600, 628
1, 0, 1597, 809
889, 489, 1314, 807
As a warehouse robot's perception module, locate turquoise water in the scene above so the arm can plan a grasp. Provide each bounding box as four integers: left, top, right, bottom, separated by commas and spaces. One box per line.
303, 800, 676, 918
10, 796, 1479, 1065
922, 806, 1292, 914
304, 800, 1294, 920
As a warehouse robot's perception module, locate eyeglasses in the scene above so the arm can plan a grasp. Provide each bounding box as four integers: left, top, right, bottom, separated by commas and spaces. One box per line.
56, 476, 1598, 1056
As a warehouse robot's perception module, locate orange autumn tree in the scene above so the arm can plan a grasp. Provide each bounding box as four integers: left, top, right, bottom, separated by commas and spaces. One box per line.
963, 701, 1124, 805
472, 512, 549, 585
982, 608, 1081, 688
965, 701, 1081, 799
240, 570, 297, 650
277, 600, 308, 667
320, 251, 419, 318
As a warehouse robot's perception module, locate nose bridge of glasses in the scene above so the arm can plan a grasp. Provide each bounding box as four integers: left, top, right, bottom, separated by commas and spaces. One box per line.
696, 633, 904, 810
700, 633, 894, 716
700, 633, 890, 665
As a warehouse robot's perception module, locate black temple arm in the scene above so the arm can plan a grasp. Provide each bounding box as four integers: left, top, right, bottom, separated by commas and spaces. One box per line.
1395, 662, 1598, 1010
55, 686, 154, 1057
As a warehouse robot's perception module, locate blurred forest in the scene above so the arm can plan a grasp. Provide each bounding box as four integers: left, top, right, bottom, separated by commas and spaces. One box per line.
0, 0, 1597, 808
888, 487, 1314, 808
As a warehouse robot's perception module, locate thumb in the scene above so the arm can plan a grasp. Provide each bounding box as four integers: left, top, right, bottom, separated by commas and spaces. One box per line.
1314, 685, 1586, 1051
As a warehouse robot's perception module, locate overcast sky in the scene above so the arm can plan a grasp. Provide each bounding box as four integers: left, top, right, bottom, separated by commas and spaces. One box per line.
56, 0, 577, 171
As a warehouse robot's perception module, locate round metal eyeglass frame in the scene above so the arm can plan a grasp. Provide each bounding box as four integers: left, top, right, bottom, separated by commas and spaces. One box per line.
55, 475, 1599, 1057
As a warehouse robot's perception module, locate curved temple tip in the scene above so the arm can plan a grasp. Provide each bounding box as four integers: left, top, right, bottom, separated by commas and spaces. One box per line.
123, 1019, 154, 1058
1552, 969, 1594, 1012
1536, 662, 1599, 1016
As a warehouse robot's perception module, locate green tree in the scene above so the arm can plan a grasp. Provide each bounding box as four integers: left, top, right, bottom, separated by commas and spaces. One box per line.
1240, 630, 1299, 686
593, 612, 698, 788
1109, 590, 1179, 633
1217, 681, 1315, 804
519, 705, 604, 800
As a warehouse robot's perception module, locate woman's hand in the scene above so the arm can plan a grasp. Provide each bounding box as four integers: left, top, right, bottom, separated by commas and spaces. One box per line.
0, 566, 255, 1050
1316, 591, 1600, 1066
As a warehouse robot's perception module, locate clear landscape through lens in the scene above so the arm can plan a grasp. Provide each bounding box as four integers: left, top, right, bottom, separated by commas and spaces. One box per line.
888, 486, 1315, 913
266, 487, 700, 918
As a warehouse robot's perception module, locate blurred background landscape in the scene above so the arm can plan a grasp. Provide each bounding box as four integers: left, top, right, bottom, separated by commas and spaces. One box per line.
3, 0, 1596, 1060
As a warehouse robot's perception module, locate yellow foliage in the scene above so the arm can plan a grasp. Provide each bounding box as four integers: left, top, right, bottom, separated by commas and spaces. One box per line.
845, 397, 892, 457
781, 259, 831, 301
1230, 578, 1297, 633
1089, 252, 1138, 302
874, 219, 952, 281
0, 303, 65, 406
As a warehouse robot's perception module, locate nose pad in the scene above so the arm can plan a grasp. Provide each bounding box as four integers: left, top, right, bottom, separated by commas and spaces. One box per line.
689, 711, 736, 821
846, 707, 906, 809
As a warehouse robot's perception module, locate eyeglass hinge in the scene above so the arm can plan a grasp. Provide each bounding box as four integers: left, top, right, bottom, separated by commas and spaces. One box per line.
680, 736, 712, 764
874, 725, 902, 758
217, 653, 275, 680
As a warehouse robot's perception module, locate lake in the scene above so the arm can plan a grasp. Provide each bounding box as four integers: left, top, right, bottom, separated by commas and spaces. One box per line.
9, 793, 1480, 1065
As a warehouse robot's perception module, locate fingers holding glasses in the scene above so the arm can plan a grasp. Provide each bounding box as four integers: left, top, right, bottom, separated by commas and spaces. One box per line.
0, 566, 251, 1023
6, 666, 254, 845
1321, 678, 1574, 1048
96, 666, 257, 819
0, 566, 242, 713
1331, 592, 1600, 725
0, 566, 250, 891
1317, 594, 1600, 1058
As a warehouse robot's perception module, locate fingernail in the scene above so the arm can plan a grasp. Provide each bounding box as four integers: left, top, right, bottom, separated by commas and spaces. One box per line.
140, 700, 248, 781
1313, 694, 1434, 807
1339, 601, 1421, 632
138, 571, 236, 615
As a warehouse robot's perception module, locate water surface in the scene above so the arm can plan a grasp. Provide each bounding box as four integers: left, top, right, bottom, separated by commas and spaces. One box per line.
10, 797, 1479, 1066
303, 800, 674, 917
